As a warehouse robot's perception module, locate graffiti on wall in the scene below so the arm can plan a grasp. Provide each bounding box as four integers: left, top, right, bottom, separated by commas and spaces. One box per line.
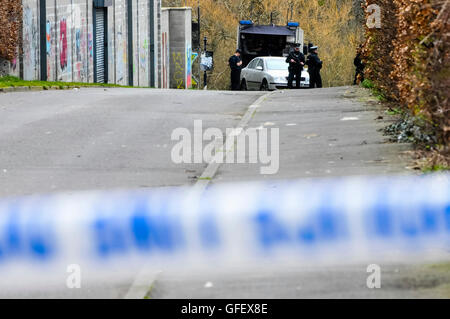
59, 18, 68, 70
6, 0, 151, 85
172, 43, 192, 89
116, 24, 127, 84
0, 59, 9, 77
73, 5, 87, 81
73, 5, 82, 61
11, 58, 17, 72
23, 6, 37, 80
172, 52, 184, 89
88, 33, 93, 58
46, 21, 51, 55
117, 26, 124, 83
74, 26, 87, 80
161, 32, 168, 88
75, 30, 82, 61
140, 39, 148, 69
186, 43, 192, 89
0, 53, 17, 76
46, 20, 52, 80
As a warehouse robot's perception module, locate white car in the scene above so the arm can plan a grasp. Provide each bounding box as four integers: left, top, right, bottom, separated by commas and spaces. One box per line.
240, 56, 310, 91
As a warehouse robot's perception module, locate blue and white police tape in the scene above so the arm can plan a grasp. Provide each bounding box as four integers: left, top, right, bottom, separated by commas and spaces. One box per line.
0, 174, 449, 276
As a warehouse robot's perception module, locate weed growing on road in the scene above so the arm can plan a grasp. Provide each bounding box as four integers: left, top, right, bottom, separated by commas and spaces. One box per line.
362, 79, 386, 101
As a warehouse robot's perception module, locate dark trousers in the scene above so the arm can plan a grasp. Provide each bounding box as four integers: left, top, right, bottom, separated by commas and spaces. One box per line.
288, 68, 302, 89
354, 69, 364, 85
230, 70, 241, 91
309, 70, 322, 88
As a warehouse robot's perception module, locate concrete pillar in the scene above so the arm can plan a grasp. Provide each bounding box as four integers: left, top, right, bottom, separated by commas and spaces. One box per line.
165, 7, 192, 89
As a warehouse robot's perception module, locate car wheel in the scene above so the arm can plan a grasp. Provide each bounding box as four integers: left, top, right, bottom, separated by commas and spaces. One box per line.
241, 79, 248, 91
260, 79, 269, 91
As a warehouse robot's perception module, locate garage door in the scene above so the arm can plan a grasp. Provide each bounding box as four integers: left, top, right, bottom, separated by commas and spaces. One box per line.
95, 8, 107, 83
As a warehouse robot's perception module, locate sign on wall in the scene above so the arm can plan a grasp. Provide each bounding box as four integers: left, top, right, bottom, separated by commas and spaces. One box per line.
200, 51, 213, 71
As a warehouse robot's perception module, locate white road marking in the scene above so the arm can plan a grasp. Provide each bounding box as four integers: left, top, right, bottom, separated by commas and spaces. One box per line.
204, 281, 214, 288
340, 117, 359, 121
124, 92, 273, 298
192, 92, 273, 194
304, 133, 319, 139
123, 267, 162, 299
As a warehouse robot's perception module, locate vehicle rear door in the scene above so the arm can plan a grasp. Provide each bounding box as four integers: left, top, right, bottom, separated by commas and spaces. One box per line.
254, 59, 265, 87
245, 58, 259, 90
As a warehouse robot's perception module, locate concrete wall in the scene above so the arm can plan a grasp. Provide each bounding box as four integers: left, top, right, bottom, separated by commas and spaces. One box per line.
22, 0, 40, 80
163, 7, 192, 89
11, 0, 161, 87
160, 8, 169, 88
109, 0, 129, 85
184, 8, 192, 89
0, 53, 19, 78
153, 0, 160, 88
131, 0, 149, 87
130, 0, 160, 87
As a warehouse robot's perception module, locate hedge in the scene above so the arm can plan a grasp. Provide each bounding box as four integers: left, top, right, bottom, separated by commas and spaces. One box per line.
0, 0, 22, 61
361, 0, 449, 155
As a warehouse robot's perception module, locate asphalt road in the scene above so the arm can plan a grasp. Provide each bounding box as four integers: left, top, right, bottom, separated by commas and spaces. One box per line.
0, 88, 262, 197
0, 87, 448, 298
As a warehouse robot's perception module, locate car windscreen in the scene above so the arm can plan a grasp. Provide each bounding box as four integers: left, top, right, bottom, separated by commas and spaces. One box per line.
266, 59, 288, 70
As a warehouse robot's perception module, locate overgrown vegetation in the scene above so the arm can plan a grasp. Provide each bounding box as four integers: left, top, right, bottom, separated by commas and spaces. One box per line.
361, 0, 449, 165
0, 0, 21, 61
0, 75, 130, 89
164, 0, 364, 90
361, 79, 386, 101
422, 164, 450, 172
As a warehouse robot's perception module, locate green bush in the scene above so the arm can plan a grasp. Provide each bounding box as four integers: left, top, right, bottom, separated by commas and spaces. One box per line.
361, 79, 374, 89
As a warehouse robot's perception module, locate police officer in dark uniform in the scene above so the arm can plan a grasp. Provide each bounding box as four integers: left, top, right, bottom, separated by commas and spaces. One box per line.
286, 44, 305, 89
353, 45, 365, 85
229, 49, 243, 91
306, 46, 323, 88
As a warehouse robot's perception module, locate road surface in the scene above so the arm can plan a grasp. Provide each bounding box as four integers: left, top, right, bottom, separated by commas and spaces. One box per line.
0, 87, 448, 298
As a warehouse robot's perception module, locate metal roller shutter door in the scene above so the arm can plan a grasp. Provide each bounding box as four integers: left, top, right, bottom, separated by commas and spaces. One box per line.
95, 8, 106, 83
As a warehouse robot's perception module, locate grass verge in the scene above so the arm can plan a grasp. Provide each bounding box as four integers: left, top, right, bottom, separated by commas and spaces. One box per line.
0, 75, 132, 89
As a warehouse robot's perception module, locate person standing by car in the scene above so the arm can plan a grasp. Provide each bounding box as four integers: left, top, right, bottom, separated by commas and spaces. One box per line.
286, 44, 305, 89
229, 49, 243, 91
306, 46, 323, 88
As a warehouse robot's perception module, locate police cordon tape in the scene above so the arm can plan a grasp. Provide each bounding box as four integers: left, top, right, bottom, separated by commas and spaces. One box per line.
0, 174, 449, 276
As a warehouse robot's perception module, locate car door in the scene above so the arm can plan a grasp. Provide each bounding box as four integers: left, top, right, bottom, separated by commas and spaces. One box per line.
245, 59, 258, 90
254, 59, 265, 88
